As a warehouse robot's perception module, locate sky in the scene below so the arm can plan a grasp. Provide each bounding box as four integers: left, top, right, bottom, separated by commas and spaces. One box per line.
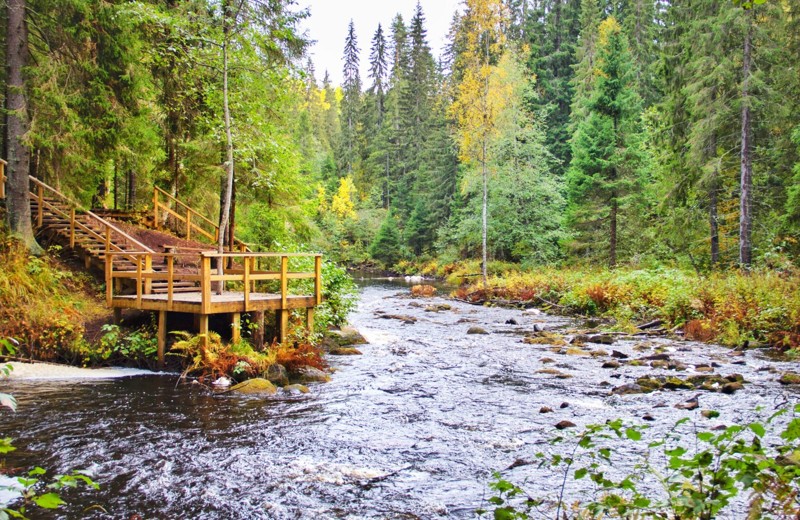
299, 0, 463, 87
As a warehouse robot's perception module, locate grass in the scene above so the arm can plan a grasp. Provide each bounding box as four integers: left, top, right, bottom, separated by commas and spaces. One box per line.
451, 264, 800, 350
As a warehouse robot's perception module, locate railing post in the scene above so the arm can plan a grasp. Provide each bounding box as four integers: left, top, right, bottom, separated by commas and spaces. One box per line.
105, 254, 113, 307
37, 184, 44, 228
136, 255, 143, 308
105, 224, 111, 255
186, 209, 192, 241
280, 255, 288, 310
167, 255, 174, 310
69, 209, 76, 248
315, 255, 322, 305
201, 254, 212, 315
144, 255, 153, 295
153, 189, 159, 230
243, 256, 251, 312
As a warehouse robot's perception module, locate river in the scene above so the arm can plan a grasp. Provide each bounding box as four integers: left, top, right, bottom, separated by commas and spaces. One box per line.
1, 279, 797, 518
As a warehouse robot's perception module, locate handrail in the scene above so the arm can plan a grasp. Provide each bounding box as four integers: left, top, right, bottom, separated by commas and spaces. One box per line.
0, 158, 6, 199
29, 176, 155, 256
106, 251, 323, 313
153, 186, 249, 251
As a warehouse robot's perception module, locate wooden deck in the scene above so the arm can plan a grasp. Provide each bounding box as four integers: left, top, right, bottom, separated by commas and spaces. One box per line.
106, 251, 323, 367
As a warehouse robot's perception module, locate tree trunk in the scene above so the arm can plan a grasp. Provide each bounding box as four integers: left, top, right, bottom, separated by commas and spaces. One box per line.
739, 9, 753, 268
127, 168, 136, 211
217, 0, 235, 293
609, 195, 618, 268
5, 0, 39, 252
481, 147, 488, 289
709, 168, 719, 266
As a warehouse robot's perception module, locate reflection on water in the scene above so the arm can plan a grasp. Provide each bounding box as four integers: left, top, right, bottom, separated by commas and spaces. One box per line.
1, 283, 797, 519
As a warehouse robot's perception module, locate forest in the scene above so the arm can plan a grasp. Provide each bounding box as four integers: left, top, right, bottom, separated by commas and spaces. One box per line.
2, 0, 798, 276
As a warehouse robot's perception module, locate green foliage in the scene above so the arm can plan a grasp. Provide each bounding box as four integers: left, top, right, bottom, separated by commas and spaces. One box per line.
480, 406, 800, 518
94, 324, 158, 366
368, 211, 403, 268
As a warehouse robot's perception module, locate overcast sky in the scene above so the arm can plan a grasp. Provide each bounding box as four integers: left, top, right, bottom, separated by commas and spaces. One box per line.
299, 0, 463, 86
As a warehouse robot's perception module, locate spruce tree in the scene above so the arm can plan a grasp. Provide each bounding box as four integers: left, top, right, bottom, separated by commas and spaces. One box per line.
340, 20, 362, 176
567, 16, 643, 267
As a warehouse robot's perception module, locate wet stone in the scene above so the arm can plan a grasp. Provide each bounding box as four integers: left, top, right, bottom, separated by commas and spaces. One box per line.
283, 384, 310, 394
779, 372, 800, 385
296, 367, 331, 384
230, 378, 278, 395
467, 326, 489, 335
642, 414, 655, 421
611, 350, 629, 359
560, 402, 569, 409
555, 420, 577, 430
674, 395, 700, 410
602, 360, 621, 369
590, 350, 609, 358
722, 382, 743, 394
540, 358, 556, 364
329, 347, 363, 356
589, 334, 615, 345
263, 364, 289, 387
381, 314, 418, 324
505, 318, 518, 325
701, 410, 720, 419
539, 406, 554, 414
612, 383, 645, 395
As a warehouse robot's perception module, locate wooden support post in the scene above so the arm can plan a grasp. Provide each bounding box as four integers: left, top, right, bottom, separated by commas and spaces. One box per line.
186, 209, 192, 240
153, 189, 159, 230
199, 314, 209, 349
113, 308, 122, 325
276, 310, 289, 344
251, 311, 265, 351
314, 255, 322, 305
306, 307, 315, 334
231, 312, 241, 343
157, 310, 167, 369
69, 209, 76, 248
104, 224, 111, 255
37, 184, 44, 228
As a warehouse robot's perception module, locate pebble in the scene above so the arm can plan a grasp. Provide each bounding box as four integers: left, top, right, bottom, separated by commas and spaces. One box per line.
559, 402, 570, 409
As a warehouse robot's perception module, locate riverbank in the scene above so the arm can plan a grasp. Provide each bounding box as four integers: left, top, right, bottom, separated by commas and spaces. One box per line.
441, 265, 800, 352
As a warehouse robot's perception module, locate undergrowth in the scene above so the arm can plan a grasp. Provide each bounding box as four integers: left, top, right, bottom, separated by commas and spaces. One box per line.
0, 231, 109, 363
452, 266, 800, 350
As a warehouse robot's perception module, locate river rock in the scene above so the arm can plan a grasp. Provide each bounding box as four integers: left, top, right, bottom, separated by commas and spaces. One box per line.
381, 314, 417, 324
570, 334, 590, 345
296, 367, 331, 384
329, 347, 363, 356
539, 406, 554, 414
555, 420, 577, 430
612, 383, 645, 395
540, 357, 555, 364
590, 349, 610, 358
641, 353, 670, 361
602, 360, 620, 369
674, 395, 700, 410
779, 372, 800, 385
589, 334, 615, 345
611, 350, 629, 359
283, 384, 310, 394
467, 326, 489, 335
722, 382, 743, 394
565, 347, 591, 356
326, 327, 367, 346
642, 413, 655, 421
230, 378, 277, 395
425, 304, 452, 312
263, 364, 289, 387
701, 410, 720, 419
560, 402, 569, 409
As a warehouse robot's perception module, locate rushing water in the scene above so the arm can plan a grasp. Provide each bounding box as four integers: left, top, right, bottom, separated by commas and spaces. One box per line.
2, 279, 798, 519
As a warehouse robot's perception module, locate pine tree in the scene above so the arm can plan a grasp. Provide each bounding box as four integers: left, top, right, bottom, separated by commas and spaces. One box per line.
368, 24, 388, 124
369, 210, 402, 267
340, 20, 362, 176
567, 17, 643, 267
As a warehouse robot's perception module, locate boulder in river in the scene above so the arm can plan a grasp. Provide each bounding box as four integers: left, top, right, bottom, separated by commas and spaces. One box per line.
263, 364, 289, 387
230, 378, 278, 395
326, 327, 368, 347
467, 326, 489, 335
555, 420, 577, 430
283, 384, 310, 394
588, 334, 615, 345
539, 406, 554, 414
612, 383, 645, 395
779, 372, 800, 385
329, 347, 363, 356
611, 350, 629, 359
602, 360, 621, 369
296, 366, 331, 384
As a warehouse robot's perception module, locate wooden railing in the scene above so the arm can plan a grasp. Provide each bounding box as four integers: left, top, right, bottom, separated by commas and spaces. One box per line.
0, 159, 6, 199
105, 251, 323, 313
153, 187, 248, 251
28, 176, 155, 267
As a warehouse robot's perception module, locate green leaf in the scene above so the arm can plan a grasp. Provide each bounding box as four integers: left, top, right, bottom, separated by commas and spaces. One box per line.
33, 493, 65, 509
575, 467, 588, 479
633, 497, 651, 508
625, 428, 642, 441
749, 423, 766, 438
28, 467, 46, 476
